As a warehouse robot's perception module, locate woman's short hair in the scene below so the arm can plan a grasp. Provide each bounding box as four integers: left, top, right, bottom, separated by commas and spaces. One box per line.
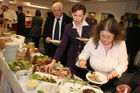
72, 3, 86, 15
52, 2, 63, 11
35, 10, 41, 16
90, 18, 126, 49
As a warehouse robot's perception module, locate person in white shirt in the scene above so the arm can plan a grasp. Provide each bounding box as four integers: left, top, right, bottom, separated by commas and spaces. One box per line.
1, 5, 17, 23
1, 4, 17, 28
77, 18, 128, 92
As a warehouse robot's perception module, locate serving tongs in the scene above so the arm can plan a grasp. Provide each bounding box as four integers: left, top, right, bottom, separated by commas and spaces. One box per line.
70, 68, 76, 89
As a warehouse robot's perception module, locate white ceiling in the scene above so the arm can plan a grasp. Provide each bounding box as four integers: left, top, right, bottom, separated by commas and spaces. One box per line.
11, 0, 138, 7
8, 0, 139, 10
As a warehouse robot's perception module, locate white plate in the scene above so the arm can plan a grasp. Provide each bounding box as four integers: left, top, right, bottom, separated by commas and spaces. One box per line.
59, 82, 103, 93
76, 37, 89, 42
50, 40, 61, 44
35, 82, 58, 93
86, 72, 108, 84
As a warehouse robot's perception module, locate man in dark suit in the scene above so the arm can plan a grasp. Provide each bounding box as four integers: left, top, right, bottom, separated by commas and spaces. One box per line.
126, 18, 140, 73
17, 6, 25, 36
43, 2, 72, 66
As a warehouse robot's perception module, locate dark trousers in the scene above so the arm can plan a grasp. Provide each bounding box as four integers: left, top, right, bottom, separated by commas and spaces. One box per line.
31, 37, 40, 48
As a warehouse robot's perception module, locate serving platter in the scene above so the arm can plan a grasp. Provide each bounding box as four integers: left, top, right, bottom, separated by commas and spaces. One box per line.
59, 82, 103, 93
86, 72, 108, 84
35, 82, 58, 93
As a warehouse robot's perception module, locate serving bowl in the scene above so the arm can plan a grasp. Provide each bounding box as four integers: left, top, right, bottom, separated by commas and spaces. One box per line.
26, 80, 39, 90
16, 70, 31, 81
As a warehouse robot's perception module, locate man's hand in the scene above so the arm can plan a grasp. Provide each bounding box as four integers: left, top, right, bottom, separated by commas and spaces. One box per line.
46, 37, 51, 43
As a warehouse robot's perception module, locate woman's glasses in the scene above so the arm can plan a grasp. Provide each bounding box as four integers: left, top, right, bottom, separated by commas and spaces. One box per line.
100, 34, 114, 40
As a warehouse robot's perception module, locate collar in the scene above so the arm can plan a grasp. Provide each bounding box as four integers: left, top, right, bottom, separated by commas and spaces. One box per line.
99, 40, 115, 47
72, 20, 89, 29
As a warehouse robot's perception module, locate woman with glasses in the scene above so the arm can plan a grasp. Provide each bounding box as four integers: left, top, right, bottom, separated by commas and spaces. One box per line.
77, 18, 128, 92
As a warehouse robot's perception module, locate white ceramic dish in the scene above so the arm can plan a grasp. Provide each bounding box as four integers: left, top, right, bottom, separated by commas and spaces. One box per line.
16, 70, 31, 81
59, 82, 103, 93
50, 40, 61, 44
35, 82, 58, 93
26, 80, 39, 90
86, 72, 108, 84
76, 37, 89, 42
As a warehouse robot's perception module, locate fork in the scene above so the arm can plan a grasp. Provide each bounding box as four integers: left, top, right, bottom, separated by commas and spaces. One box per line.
78, 81, 90, 90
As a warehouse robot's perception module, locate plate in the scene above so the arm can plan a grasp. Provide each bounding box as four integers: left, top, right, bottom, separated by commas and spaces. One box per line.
59, 82, 103, 93
35, 82, 58, 93
76, 37, 89, 42
50, 40, 61, 44
86, 72, 108, 84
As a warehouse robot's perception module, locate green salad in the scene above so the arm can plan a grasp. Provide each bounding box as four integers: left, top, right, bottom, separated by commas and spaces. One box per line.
8, 60, 31, 71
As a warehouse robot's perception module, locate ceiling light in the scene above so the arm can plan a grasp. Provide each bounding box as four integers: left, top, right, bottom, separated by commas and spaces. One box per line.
68, 0, 80, 2
97, 0, 107, 1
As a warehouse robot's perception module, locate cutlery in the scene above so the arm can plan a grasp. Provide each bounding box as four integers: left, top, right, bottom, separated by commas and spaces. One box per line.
57, 82, 61, 87
90, 85, 101, 89
124, 88, 128, 93
70, 69, 76, 89
78, 81, 90, 90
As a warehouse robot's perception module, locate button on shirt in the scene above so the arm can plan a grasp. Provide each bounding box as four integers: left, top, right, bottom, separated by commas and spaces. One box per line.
78, 39, 128, 76
72, 20, 89, 37
52, 15, 63, 40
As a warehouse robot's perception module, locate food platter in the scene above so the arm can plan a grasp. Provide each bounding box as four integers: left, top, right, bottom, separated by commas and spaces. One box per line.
59, 82, 103, 93
76, 37, 89, 42
50, 40, 61, 45
86, 72, 108, 84
35, 82, 58, 93
30, 72, 57, 83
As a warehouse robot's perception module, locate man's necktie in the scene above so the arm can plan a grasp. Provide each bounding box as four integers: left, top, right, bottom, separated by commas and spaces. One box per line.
54, 18, 60, 40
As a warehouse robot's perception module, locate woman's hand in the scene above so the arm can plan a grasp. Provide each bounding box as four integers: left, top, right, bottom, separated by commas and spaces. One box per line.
107, 74, 114, 80
107, 70, 119, 80
46, 37, 51, 43
78, 59, 87, 68
45, 59, 56, 73
116, 84, 131, 93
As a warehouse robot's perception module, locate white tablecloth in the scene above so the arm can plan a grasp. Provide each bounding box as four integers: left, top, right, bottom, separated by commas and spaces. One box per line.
0, 50, 34, 93
0, 50, 103, 93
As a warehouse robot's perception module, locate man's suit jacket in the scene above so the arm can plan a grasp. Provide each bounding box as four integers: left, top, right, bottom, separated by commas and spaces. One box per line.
43, 13, 72, 42
43, 13, 72, 64
17, 12, 25, 36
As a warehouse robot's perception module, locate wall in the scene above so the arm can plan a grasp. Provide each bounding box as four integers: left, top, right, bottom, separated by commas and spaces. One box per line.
63, 2, 128, 22
1, 1, 139, 22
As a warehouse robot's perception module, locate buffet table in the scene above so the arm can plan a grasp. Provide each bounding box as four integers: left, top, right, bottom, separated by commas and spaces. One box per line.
0, 49, 104, 93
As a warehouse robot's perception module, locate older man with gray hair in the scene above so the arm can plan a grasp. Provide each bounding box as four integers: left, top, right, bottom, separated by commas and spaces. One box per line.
43, 1, 72, 66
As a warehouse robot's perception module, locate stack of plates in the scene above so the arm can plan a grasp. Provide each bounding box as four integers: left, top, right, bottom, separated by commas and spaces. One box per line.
4, 42, 19, 62
11, 35, 25, 48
